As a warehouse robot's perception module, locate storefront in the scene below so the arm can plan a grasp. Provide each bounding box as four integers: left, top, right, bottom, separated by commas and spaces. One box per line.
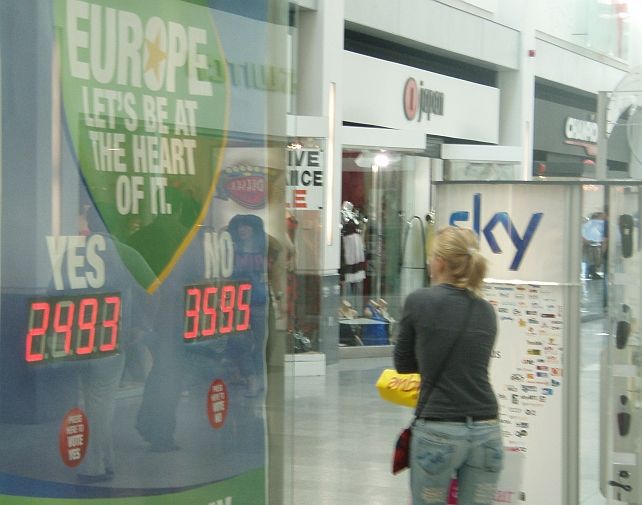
533, 92, 630, 178
337, 50, 507, 347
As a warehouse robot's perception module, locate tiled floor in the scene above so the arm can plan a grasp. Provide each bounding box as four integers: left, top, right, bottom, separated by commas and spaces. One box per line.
288, 277, 611, 505
290, 357, 411, 505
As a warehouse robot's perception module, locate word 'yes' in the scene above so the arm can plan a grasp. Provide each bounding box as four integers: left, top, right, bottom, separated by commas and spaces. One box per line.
47, 235, 106, 290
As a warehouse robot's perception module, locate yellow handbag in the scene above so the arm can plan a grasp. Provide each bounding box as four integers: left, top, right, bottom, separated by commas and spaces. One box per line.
375, 369, 420, 408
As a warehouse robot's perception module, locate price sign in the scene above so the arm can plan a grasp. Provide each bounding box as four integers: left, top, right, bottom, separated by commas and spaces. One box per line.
25, 293, 121, 364
183, 281, 252, 342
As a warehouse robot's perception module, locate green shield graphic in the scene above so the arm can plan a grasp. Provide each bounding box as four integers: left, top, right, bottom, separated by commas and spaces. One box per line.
54, 0, 229, 291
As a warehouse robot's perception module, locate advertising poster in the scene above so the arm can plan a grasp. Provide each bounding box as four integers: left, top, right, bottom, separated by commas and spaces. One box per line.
437, 183, 574, 505
437, 183, 570, 281
0, 1, 287, 503
484, 282, 564, 505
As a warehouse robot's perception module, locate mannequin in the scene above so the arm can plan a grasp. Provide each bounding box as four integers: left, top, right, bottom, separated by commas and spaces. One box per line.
340, 201, 366, 313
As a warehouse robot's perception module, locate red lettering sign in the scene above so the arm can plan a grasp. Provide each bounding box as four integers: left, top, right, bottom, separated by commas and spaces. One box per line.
294, 189, 307, 208
224, 175, 266, 209
59, 408, 89, 467
207, 379, 229, 429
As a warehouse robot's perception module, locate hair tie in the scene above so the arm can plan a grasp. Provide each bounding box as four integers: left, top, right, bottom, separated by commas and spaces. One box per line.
467, 247, 476, 256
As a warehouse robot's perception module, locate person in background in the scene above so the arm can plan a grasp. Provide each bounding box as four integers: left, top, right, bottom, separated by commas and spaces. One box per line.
76, 207, 158, 480
601, 206, 609, 309
394, 226, 502, 505
582, 211, 606, 280
226, 214, 271, 397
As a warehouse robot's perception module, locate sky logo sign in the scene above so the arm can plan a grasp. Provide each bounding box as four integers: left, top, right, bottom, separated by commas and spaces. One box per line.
449, 193, 543, 271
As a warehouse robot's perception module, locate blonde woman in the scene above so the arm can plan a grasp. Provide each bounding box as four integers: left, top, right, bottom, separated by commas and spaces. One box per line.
394, 226, 502, 505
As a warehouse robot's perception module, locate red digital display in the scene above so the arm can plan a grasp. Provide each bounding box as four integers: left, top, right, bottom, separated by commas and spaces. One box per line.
25, 293, 121, 363
183, 281, 252, 342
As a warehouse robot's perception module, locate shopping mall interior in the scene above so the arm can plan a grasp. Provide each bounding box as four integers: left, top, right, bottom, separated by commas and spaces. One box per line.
1, 1, 642, 505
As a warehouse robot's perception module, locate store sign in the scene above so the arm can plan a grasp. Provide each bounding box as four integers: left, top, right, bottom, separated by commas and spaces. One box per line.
437, 184, 569, 281
286, 148, 324, 210
54, 0, 229, 291
343, 52, 499, 143
449, 193, 543, 271
565, 117, 597, 144
563, 116, 598, 157
402, 77, 445, 122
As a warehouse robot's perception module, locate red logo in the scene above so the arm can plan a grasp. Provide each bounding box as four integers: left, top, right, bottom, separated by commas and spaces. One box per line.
402, 77, 445, 122
59, 408, 89, 467
207, 379, 229, 429
224, 175, 266, 209
403, 77, 419, 120
216, 166, 267, 209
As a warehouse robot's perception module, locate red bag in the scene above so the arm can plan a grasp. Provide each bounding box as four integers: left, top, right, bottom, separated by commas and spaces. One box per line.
447, 479, 458, 504
392, 426, 412, 474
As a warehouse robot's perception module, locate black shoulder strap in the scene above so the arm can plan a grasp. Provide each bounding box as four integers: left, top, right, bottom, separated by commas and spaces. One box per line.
415, 294, 474, 413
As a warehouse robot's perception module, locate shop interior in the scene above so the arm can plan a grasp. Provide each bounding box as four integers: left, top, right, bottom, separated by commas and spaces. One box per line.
337, 149, 434, 347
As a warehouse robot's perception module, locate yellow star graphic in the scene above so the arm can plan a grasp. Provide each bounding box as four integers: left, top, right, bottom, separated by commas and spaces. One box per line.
144, 32, 167, 81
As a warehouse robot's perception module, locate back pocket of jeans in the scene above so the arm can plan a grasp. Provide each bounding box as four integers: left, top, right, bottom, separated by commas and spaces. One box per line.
416, 436, 455, 475
482, 438, 504, 473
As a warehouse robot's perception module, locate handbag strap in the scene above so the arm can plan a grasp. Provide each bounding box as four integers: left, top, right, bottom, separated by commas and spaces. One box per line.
415, 294, 474, 413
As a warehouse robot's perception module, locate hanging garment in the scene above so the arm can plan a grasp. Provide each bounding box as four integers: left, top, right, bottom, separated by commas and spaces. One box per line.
342, 232, 366, 283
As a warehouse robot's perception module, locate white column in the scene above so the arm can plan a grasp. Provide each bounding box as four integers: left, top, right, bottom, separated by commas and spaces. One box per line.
296, 0, 343, 274
497, 0, 535, 181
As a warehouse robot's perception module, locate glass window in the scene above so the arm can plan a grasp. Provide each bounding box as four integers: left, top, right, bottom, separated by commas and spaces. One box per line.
534, 0, 631, 60
0, 1, 291, 503
339, 150, 433, 347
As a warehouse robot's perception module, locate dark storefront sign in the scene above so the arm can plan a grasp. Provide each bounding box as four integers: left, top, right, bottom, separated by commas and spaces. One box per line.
533, 98, 629, 177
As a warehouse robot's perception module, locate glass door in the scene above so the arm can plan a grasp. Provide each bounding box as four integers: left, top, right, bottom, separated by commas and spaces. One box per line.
339, 150, 430, 347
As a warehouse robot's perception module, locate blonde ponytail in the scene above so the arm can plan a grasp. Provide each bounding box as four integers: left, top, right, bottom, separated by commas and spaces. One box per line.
432, 226, 487, 296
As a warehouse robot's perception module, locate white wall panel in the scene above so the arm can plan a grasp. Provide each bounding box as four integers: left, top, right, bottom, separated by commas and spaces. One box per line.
535, 38, 627, 94
459, 0, 497, 13
345, 0, 520, 70
343, 52, 500, 143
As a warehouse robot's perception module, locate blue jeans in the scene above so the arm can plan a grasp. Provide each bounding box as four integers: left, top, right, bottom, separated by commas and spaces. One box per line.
410, 418, 503, 505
